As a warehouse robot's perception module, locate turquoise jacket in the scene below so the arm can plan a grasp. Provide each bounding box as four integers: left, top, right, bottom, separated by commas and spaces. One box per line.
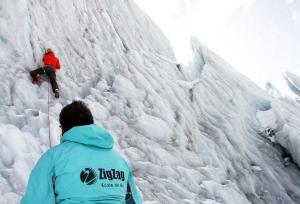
21, 125, 142, 204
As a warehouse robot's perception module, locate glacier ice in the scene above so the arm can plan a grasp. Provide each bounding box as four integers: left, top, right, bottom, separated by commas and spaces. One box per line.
1, 0, 300, 204
284, 72, 300, 97
265, 82, 282, 98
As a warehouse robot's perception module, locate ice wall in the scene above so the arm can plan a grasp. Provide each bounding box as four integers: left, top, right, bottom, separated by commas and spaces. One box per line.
1, 0, 300, 204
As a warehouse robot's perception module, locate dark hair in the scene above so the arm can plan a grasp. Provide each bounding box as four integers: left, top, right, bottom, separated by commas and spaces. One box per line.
59, 101, 94, 133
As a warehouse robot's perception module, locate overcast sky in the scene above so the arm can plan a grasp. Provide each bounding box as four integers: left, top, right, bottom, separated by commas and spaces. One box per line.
135, 0, 300, 95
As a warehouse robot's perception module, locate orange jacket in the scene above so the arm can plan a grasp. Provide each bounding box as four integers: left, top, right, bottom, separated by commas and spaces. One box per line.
43, 52, 61, 70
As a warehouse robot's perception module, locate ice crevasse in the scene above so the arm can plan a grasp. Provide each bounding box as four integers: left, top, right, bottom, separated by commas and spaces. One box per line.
1, 0, 300, 204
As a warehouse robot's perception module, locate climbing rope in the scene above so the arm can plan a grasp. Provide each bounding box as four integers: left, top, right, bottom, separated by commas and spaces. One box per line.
47, 79, 52, 148
47, 79, 57, 201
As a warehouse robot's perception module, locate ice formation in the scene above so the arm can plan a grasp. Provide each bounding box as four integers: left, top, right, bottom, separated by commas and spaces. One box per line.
265, 82, 282, 98
1, 0, 300, 203
284, 72, 300, 97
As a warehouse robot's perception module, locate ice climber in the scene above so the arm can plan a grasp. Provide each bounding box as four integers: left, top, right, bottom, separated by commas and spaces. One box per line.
30, 48, 61, 98
21, 101, 142, 204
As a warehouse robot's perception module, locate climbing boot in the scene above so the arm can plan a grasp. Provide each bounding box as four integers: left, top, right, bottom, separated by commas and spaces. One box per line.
54, 89, 60, 98
32, 74, 41, 84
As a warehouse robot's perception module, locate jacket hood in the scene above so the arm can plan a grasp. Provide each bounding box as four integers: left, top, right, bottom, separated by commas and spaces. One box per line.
61, 124, 114, 149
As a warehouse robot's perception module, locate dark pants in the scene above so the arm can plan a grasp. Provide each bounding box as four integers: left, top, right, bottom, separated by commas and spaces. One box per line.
30, 66, 58, 93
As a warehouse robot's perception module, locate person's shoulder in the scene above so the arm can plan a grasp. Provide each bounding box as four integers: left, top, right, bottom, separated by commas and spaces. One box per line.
111, 149, 132, 170
53, 53, 59, 59
43, 142, 70, 158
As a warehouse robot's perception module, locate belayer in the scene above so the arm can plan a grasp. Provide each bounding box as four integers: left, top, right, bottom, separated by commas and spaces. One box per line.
21, 101, 142, 204
30, 48, 61, 98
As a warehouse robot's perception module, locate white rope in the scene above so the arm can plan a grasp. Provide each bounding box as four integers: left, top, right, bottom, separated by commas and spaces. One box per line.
47, 78, 52, 148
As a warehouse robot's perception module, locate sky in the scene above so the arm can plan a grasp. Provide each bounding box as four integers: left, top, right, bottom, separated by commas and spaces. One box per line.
135, 0, 300, 96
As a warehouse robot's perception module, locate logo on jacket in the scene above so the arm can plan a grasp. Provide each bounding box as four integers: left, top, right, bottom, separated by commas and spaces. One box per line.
80, 168, 125, 186
80, 168, 97, 185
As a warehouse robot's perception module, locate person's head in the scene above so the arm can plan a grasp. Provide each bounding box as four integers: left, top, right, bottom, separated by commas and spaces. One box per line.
59, 101, 94, 134
46, 48, 53, 54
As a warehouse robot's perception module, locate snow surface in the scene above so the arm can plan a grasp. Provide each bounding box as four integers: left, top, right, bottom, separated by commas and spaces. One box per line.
1, 0, 300, 203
